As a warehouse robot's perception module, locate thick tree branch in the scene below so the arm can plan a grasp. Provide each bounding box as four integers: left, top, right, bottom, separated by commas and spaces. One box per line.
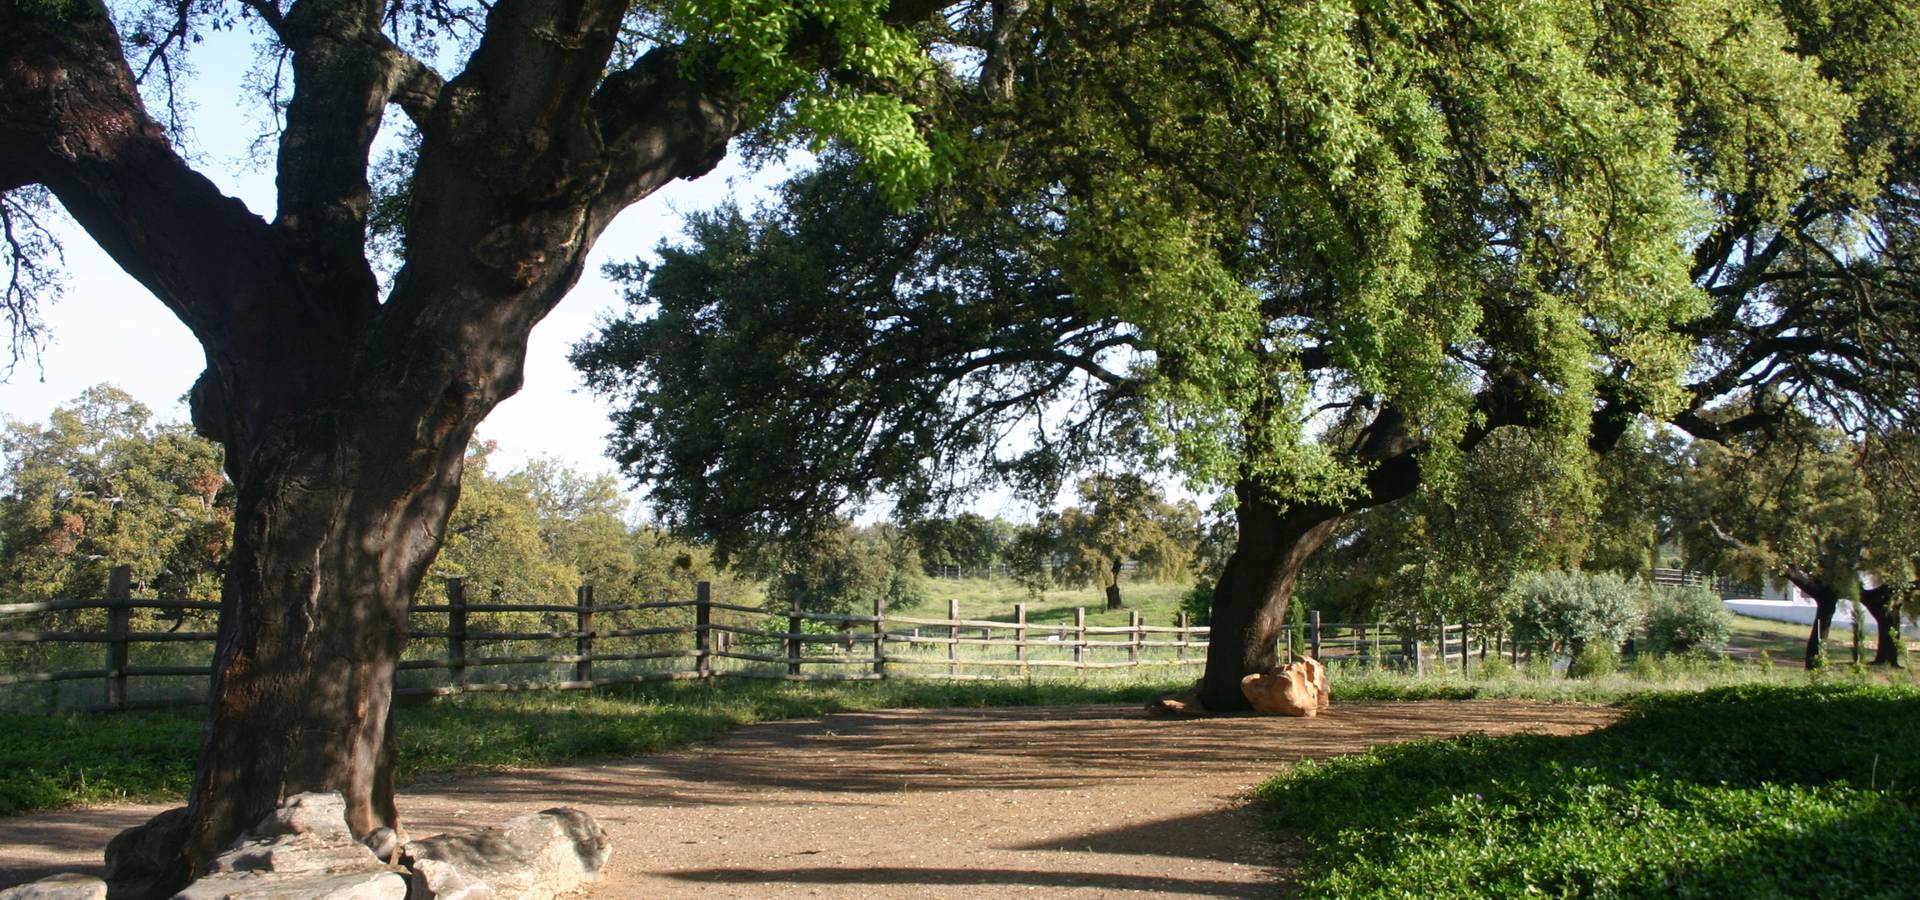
0, 0, 281, 358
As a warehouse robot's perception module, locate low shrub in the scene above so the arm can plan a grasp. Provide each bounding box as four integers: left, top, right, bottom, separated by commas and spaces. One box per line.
1507, 570, 1642, 656
1642, 583, 1732, 654
1568, 643, 1619, 678
1474, 654, 1513, 680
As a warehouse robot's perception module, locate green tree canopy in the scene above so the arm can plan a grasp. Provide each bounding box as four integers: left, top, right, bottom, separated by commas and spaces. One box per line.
1052, 473, 1202, 610
1, 385, 230, 606
1672, 405, 1918, 665
581, 0, 1914, 710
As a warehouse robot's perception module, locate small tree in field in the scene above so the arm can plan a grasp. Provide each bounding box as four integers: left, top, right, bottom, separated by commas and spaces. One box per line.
1054, 474, 1200, 610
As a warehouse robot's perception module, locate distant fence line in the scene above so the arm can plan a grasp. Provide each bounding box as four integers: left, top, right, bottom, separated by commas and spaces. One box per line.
3, 567, 1527, 712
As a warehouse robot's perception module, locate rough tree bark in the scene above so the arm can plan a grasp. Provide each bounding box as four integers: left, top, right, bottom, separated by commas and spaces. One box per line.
1784, 568, 1842, 670
1198, 405, 1439, 711
1, 0, 769, 892
1859, 585, 1904, 667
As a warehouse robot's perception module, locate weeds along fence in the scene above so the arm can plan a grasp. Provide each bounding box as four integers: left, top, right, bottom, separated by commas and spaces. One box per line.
1, 567, 1555, 714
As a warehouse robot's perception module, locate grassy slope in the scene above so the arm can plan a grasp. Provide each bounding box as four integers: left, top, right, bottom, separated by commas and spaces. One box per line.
922, 577, 1192, 627
1258, 682, 1920, 898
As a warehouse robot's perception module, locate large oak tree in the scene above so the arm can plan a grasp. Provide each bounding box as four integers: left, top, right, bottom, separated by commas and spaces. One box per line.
1, 0, 955, 892
580, 0, 1915, 712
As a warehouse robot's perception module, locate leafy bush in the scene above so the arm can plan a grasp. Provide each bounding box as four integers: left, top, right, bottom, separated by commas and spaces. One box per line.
1507, 570, 1642, 655
1642, 583, 1732, 653
1179, 580, 1213, 626
1567, 643, 1619, 678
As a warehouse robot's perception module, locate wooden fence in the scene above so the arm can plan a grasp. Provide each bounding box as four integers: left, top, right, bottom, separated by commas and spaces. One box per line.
2, 568, 1531, 712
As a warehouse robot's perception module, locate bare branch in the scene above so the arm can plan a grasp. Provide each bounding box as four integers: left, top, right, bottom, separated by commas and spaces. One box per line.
0, 186, 62, 378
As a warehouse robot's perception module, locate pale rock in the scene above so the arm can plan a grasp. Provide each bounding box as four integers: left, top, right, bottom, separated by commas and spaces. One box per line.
404, 808, 609, 900
168, 792, 408, 900
0, 873, 109, 900
172, 869, 408, 900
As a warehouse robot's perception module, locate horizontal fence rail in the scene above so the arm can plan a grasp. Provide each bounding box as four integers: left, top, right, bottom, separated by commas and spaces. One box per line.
5, 567, 1586, 713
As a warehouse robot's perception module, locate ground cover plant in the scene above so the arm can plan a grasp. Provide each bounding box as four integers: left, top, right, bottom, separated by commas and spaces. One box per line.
0, 676, 1188, 817
1257, 683, 1920, 897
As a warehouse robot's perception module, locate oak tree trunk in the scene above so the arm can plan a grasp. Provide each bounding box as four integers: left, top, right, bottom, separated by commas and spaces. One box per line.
1197, 484, 1342, 711
1791, 577, 1841, 670
4, 0, 752, 890
1860, 586, 1904, 667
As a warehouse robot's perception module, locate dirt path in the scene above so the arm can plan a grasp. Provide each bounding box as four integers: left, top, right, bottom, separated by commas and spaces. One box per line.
0, 700, 1620, 897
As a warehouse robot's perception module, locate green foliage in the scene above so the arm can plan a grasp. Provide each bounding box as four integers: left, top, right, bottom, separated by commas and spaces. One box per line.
1003, 521, 1056, 598
1567, 643, 1620, 679
1507, 570, 1643, 656
1642, 584, 1733, 655
427, 442, 579, 612
1179, 581, 1214, 628
574, 158, 1129, 559
763, 520, 929, 617
420, 443, 748, 644
0, 385, 230, 608
1301, 427, 1600, 625
1051, 474, 1202, 596
666, 0, 948, 203
1257, 684, 1920, 898
905, 513, 1014, 576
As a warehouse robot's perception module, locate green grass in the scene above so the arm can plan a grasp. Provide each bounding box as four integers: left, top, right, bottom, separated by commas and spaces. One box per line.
1725, 613, 1834, 661
0, 675, 1189, 817
1257, 682, 1920, 898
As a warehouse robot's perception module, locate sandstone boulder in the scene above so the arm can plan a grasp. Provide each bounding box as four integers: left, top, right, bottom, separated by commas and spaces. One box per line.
1240, 655, 1330, 716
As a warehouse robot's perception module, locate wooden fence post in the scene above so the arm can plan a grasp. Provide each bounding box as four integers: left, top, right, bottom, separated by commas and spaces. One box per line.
947, 599, 959, 676
788, 591, 804, 677
1310, 610, 1322, 660
575, 584, 595, 684
446, 578, 467, 691
1014, 603, 1027, 669
1176, 612, 1189, 660
105, 565, 131, 710
1459, 622, 1470, 676
1074, 607, 1086, 667
695, 581, 712, 677
872, 595, 887, 679
1130, 610, 1142, 665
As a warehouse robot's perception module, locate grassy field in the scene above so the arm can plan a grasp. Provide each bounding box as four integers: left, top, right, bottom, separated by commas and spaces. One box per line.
917, 576, 1194, 627
1258, 682, 1920, 897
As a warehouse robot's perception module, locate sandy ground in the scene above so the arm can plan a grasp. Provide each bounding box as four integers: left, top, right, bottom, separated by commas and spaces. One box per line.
0, 700, 1621, 898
